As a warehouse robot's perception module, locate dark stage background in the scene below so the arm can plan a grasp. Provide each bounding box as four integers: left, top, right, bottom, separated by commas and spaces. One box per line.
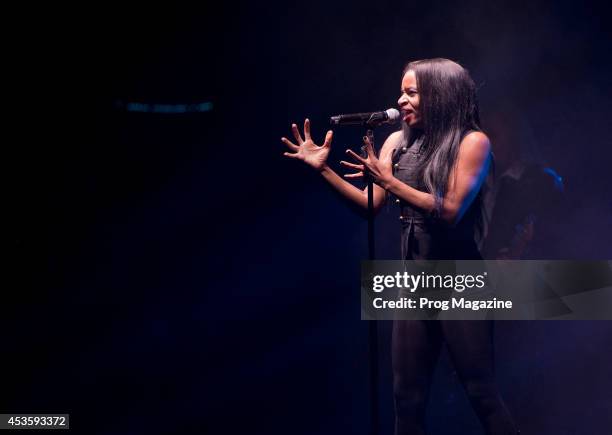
7, 1, 612, 434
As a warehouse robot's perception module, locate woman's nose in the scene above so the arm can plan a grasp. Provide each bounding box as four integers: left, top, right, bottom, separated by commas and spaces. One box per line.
398, 95, 408, 107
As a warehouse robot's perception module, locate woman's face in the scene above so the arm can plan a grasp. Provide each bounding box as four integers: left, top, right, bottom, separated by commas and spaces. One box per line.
398, 70, 422, 128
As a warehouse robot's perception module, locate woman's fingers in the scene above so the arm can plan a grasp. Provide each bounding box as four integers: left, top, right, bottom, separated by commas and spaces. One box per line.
304, 118, 311, 141
281, 137, 299, 152
344, 171, 364, 179
343, 163, 364, 178
283, 151, 301, 160
362, 135, 375, 157
340, 160, 364, 170
291, 123, 304, 145
346, 148, 366, 164
322, 130, 333, 148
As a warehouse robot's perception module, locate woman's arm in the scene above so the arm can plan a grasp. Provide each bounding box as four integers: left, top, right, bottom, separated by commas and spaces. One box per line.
318, 164, 387, 212
348, 131, 491, 225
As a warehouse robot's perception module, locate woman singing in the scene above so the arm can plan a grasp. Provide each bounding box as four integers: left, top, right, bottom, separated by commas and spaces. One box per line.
282, 58, 519, 434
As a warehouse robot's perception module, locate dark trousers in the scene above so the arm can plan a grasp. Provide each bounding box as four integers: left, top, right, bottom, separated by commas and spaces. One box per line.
392, 320, 518, 435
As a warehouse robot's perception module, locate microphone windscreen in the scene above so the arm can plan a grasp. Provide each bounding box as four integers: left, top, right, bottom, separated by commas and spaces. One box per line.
385, 108, 401, 124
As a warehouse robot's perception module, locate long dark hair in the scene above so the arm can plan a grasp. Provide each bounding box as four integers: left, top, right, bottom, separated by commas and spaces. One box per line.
401, 58, 490, 233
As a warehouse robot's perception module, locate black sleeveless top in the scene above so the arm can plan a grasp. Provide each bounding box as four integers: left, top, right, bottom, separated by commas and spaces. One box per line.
390, 132, 483, 261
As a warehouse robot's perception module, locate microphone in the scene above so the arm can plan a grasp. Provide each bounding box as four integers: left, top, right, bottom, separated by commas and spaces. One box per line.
330, 108, 400, 127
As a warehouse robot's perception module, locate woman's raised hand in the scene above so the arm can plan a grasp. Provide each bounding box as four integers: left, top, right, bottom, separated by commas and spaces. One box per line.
282, 119, 333, 171
341, 135, 393, 188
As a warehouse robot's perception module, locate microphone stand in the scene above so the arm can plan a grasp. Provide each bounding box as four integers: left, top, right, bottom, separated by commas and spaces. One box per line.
362, 123, 378, 435
330, 112, 390, 435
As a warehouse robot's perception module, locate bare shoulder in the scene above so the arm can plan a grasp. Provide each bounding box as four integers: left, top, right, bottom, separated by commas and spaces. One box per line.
458, 131, 491, 162
379, 130, 404, 161
385, 130, 404, 146
461, 130, 491, 151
